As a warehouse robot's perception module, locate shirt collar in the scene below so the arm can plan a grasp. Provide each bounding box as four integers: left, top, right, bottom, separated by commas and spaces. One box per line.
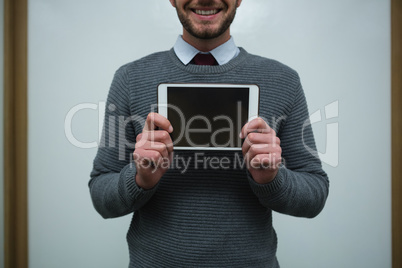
173, 35, 240, 65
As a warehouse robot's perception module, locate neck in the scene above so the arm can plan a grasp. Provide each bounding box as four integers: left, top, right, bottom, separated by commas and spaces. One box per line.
182, 29, 231, 52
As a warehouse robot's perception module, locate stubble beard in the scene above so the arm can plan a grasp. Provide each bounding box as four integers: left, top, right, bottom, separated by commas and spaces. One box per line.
176, 1, 237, 40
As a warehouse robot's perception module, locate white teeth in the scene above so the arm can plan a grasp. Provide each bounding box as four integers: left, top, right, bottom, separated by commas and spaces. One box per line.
195, 9, 218, 16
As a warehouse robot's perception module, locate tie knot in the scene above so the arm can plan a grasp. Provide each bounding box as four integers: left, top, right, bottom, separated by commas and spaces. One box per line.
192, 53, 217, 66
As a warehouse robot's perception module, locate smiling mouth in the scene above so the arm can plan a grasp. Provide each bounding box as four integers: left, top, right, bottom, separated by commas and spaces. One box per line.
192, 9, 221, 16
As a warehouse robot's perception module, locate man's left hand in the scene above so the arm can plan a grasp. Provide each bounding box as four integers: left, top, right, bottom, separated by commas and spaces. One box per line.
240, 118, 282, 184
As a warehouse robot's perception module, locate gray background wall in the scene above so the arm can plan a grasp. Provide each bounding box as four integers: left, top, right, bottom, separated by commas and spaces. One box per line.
28, 0, 391, 267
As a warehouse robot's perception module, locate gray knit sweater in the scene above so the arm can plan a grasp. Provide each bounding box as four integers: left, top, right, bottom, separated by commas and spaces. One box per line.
89, 48, 329, 267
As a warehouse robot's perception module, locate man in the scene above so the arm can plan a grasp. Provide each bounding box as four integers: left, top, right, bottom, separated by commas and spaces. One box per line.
89, 0, 329, 267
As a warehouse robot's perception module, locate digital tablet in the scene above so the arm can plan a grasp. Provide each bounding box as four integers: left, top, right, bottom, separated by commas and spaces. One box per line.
158, 83, 259, 150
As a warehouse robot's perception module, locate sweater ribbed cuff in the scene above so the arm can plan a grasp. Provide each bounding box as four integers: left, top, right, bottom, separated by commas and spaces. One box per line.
247, 167, 287, 198
120, 164, 158, 210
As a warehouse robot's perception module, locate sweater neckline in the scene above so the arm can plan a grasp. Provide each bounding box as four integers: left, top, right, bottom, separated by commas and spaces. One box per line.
168, 47, 249, 74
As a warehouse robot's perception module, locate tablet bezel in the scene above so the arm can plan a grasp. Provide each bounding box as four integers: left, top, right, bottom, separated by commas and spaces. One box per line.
157, 83, 260, 150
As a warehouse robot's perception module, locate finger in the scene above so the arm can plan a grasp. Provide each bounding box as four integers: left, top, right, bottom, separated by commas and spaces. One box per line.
239, 117, 271, 139
245, 142, 282, 165
250, 154, 271, 169
136, 131, 174, 153
133, 148, 166, 168
245, 143, 280, 162
135, 141, 170, 159
244, 143, 269, 160
246, 132, 280, 145
242, 133, 280, 155
249, 153, 281, 170
144, 112, 173, 133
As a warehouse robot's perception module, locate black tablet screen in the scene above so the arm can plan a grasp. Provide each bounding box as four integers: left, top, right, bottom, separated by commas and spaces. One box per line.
167, 86, 249, 148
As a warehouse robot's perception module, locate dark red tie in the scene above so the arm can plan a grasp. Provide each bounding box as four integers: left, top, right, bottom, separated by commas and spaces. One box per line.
192, 53, 217, 65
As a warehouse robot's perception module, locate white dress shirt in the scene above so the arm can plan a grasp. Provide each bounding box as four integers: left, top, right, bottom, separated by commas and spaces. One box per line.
173, 35, 240, 65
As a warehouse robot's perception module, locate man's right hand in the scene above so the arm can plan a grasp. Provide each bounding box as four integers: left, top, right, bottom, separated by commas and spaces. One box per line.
133, 113, 174, 190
